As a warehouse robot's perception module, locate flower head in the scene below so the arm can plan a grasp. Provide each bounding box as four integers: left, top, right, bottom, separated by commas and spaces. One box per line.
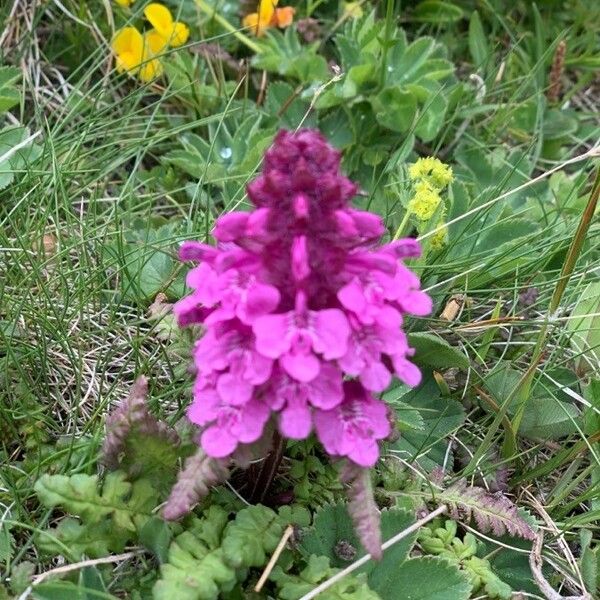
114, 0, 134, 6
243, 0, 295, 36
407, 181, 442, 221
144, 3, 190, 47
409, 156, 454, 189
111, 27, 163, 82
177, 129, 431, 464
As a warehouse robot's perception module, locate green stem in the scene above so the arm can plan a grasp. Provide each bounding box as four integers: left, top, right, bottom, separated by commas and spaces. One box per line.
509, 166, 600, 445
195, 0, 263, 54
393, 209, 413, 240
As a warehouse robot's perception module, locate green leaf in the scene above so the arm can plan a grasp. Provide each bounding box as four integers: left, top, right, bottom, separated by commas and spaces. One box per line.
34, 472, 154, 531
468, 11, 489, 68
270, 555, 380, 600
0, 66, 21, 113
388, 377, 466, 471
138, 517, 172, 564
407, 82, 448, 141
395, 38, 436, 83
412, 1, 464, 24
154, 534, 236, 600
370, 556, 471, 599
476, 218, 540, 252
568, 281, 600, 376
32, 580, 120, 599
372, 87, 417, 133
222, 505, 284, 568
37, 517, 125, 560
408, 332, 469, 369
265, 82, 315, 129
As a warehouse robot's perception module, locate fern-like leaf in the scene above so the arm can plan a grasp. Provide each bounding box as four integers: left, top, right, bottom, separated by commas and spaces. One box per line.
440, 480, 535, 540
162, 447, 229, 521
340, 461, 382, 560
102, 376, 180, 469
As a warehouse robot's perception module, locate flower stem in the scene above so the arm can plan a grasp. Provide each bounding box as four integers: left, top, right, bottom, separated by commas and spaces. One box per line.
247, 430, 286, 504
195, 0, 263, 54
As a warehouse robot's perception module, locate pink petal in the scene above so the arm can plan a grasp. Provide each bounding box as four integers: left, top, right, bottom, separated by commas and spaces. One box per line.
314, 408, 342, 455
348, 440, 380, 467
216, 373, 253, 405
360, 361, 391, 392
253, 313, 291, 358
281, 350, 320, 382
307, 363, 343, 409
279, 400, 312, 439
311, 309, 350, 359
179, 241, 218, 262
201, 425, 237, 457
291, 235, 310, 282
392, 356, 422, 387
237, 401, 270, 443
213, 212, 249, 242
242, 282, 280, 323
399, 290, 432, 316
338, 279, 366, 315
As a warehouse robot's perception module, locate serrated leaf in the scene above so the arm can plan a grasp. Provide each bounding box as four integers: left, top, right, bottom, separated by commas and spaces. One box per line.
270, 554, 380, 600
408, 332, 469, 369
222, 505, 284, 568
371, 556, 471, 599
102, 377, 180, 495
0, 66, 21, 113
37, 517, 125, 560
34, 472, 154, 532
302, 503, 416, 579
372, 87, 417, 133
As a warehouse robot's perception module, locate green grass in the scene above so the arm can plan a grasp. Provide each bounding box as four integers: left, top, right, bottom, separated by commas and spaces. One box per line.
1, 0, 599, 598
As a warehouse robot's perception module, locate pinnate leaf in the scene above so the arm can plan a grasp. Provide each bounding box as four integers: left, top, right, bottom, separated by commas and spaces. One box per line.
340, 462, 382, 560
162, 447, 229, 521
102, 377, 180, 494
440, 480, 536, 540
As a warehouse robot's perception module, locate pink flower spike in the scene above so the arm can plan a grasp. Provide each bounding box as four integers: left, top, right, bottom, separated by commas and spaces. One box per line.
175, 129, 431, 464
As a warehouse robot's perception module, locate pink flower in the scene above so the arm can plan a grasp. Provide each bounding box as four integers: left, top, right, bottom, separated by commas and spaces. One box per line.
263, 364, 343, 438
253, 301, 349, 382
314, 381, 390, 467
176, 129, 431, 464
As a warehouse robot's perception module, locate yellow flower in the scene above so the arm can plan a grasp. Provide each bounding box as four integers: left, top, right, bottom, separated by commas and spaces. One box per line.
429, 224, 449, 251
144, 3, 190, 47
407, 181, 442, 221
114, 0, 134, 6
343, 2, 364, 19
243, 0, 295, 36
409, 157, 454, 189
111, 26, 163, 82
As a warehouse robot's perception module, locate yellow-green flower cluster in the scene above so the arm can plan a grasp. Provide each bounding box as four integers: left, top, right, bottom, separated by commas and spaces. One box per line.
409, 156, 454, 189
407, 180, 442, 221
429, 225, 449, 251
406, 156, 453, 224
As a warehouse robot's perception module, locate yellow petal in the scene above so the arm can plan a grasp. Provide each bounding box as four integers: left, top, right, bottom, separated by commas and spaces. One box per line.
144, 3, 174, 37
145, 29, 167, 55
139, 58, 163, 82
115, 51, 140, 74
169, 22, 189, 47
258, 0, 276, 25
111, 26, 143, 56
114, 0, 133, 6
